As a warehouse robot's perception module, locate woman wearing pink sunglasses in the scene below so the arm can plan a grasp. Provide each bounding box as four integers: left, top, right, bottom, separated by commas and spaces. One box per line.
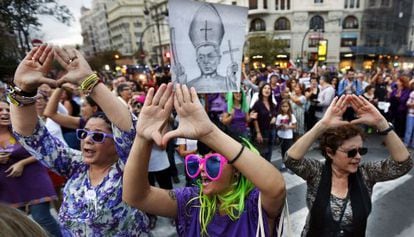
123, 83, 286, 236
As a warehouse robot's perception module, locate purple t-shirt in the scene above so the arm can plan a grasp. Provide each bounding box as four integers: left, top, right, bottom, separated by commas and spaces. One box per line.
175, 187, 279, 237
223, 104, 248, 136
0, 142, 56, 207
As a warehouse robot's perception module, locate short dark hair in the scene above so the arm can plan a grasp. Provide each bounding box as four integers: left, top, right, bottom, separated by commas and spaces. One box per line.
319, 124, 365, 159
87, 112, 111, 130
116, 83, 130, 95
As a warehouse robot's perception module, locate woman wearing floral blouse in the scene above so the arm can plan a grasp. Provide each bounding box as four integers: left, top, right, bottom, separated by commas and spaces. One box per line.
10, 45, 149, 236
284, 94, 413, 236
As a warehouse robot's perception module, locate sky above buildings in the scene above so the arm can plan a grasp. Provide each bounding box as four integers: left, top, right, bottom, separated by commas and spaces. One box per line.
37, 0, 92, 46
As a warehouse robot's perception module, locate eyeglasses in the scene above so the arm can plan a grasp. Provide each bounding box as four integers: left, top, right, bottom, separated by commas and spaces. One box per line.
337, 147, 368, 158
185, 153, 228, 181
76, 129, 113, 143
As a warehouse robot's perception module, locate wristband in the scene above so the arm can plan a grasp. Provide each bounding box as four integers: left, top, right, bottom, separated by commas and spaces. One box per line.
377, 122, 394, 135
228, 145, 245, 164
6, 88, 40, 107
79, 73, 101, 96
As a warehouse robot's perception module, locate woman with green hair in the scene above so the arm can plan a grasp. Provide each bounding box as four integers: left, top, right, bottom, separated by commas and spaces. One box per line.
123, 83, 286, 236
221, 90, 253, 139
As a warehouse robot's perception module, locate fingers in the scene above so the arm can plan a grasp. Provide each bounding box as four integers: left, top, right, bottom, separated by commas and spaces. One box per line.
24, 46, 39, 61
38, 45, 53, 65
152, 84, 167, 106
65, 47, 77, 61
42, 45, 54, 67
162, 129, 182, 147
54, 47, 69, 68
144, 87, 155, 106
181, 85, 191, 103
32, 44, 47, 62
175, 84, 184, 107
190, 87, 200, 105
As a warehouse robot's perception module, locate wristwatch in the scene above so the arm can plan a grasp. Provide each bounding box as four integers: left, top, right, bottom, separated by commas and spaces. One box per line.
378, 122, 394, 135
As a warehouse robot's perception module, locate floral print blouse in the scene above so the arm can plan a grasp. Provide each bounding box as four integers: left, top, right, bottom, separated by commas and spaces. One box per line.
14, 116, 149, 237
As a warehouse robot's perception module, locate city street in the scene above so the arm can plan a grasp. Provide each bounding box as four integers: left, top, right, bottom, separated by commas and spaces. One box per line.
151, 134, 414, 237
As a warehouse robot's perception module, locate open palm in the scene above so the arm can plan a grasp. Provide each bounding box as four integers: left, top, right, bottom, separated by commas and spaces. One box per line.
14, 45, 56, 92
349, 95, 384, 126
136, 83, 174, 146
54, 47, 94, 86
162, 85, 215, 146
319, 95, 350, 128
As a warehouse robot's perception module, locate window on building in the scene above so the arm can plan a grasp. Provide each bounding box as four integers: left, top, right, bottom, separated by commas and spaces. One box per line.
249, 0, 258, 9
356, 0, 360, 8
343, 16, 359, 29
369, 0, 376, 7
232, 1, 237, 5
274, 17, 291, 30
250, 18, 266, 31
275, 0, 278, 10
310, 15, 324, 31
366, 35, 381, 47
345, 0, 348, 8
314, 0, 323, 3
308, 38, 320, 47
287, 0, 290, 9
263, 0, 267, 9
281, 0, 285, 10
350, 0, 355, 8
275, 39, 290, 48
341, 37, 357, 47
381, 0, 390, 7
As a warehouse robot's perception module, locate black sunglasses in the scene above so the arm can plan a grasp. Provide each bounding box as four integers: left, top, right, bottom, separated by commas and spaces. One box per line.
76, 129, 113, 143
337, 147, 368, 158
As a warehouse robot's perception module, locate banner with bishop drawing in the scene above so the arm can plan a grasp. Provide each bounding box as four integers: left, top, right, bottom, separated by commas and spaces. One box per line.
168, 0, 248, 93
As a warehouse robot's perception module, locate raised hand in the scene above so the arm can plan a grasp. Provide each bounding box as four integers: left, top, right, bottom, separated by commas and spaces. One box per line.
319, 95, 350, 128
349, 95, 385, 126
54, 47, 94, 87
13, 44, 56, 92
136, 83, 174, 147
162, 84, 215, 146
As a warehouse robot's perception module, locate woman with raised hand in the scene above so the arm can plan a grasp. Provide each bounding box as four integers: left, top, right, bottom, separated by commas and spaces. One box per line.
123, 83, 286, 237
284, 95, 413, 237
10, 44, 149, 236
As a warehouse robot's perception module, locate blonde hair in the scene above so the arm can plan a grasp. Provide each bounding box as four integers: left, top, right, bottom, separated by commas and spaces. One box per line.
0, 203, 48, 237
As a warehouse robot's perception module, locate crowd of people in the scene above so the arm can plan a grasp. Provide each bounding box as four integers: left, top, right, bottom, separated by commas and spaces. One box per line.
0, 44, 412, 237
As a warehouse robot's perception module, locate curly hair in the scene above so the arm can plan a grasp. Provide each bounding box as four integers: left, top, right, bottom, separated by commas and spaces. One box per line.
319, 124, 365, 160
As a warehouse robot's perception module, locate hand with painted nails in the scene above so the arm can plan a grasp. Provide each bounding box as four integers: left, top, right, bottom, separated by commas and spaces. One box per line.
13, 44, 57, 93
319, 95, 351, 128
54, 46, 94, 87
135, 83, 174, 147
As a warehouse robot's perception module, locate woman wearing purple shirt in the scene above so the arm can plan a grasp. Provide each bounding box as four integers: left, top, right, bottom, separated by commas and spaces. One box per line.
388, 76, 410, 137
123, 84, 286, 237
221, 91, 251, 138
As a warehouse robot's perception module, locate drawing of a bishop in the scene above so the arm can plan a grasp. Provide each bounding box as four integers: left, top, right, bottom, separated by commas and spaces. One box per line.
174, 3, 238, 92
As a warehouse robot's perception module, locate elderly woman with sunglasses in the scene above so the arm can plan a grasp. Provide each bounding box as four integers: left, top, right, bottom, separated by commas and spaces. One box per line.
9, 45, 149, 236
284, 94, 413, 237
123, 83, 286, 237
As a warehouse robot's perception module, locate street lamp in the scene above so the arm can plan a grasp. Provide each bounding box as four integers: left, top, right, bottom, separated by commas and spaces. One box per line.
138, 23, 169, 66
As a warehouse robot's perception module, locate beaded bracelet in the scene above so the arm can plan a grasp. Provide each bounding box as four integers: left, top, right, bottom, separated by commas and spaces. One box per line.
6, 87, 39, 107
79, 73, 101, 96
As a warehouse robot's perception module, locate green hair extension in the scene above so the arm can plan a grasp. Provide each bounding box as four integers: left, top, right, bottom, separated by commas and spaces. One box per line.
189, 138, 259, 236
226, 91, 249, 114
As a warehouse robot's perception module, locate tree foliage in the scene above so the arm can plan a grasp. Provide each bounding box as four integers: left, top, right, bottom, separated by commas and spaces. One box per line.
87, 50, 121, 72
0, 0, 74, 57
245, 34, 289, 66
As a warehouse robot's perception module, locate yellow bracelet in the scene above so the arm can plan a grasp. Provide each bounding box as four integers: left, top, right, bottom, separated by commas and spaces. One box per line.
79, 73, 100, 95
